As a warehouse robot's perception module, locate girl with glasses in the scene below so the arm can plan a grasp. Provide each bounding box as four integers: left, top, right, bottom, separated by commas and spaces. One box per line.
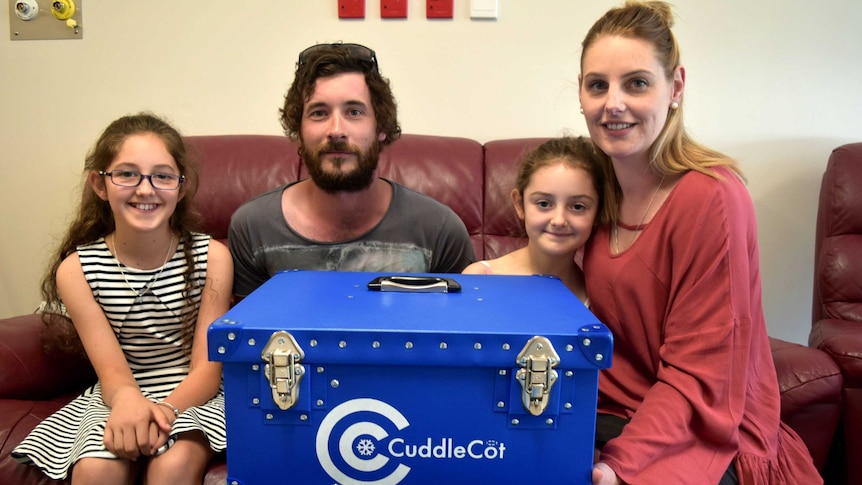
12, 112, 232, 484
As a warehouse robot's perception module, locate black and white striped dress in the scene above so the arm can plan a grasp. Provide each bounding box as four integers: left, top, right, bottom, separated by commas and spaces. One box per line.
12, 233, 226, 480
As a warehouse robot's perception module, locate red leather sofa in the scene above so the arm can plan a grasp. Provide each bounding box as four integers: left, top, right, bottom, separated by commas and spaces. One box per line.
0, 134, 843, 484
810, 142, 862, 485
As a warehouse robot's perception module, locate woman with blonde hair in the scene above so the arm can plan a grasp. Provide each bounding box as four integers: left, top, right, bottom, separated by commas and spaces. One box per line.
578, 2, 821, 484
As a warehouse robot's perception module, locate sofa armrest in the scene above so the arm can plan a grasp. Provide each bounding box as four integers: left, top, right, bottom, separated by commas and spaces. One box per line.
770, 337, 842, 471
0, 314, 96, 400
771, 337, 843, 415
810, 318, 862, 387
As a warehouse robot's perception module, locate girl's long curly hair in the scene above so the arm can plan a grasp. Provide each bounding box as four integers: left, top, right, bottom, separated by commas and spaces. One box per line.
41, 112, 202, 356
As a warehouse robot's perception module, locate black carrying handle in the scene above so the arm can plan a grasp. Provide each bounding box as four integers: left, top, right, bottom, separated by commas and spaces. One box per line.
367, 276, 462, 293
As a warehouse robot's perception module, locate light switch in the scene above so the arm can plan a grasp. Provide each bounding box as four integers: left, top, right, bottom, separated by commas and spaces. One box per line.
381, 0, 407, 18
470, 0, 498, 19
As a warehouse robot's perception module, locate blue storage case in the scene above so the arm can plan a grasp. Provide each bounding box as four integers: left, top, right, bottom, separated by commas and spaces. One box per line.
208, 270, 612, 484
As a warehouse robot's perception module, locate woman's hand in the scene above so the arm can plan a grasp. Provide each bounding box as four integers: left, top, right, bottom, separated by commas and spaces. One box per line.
593, 462, 622, 485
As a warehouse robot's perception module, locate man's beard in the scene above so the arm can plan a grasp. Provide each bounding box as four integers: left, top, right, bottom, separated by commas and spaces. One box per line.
300, 139, 381, 193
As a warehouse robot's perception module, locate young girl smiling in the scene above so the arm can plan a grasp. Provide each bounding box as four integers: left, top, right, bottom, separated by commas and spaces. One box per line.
463, 136, 607, 304
13, 113, 232, 485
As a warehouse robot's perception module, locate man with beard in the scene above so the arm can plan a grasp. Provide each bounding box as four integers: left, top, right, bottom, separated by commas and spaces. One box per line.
228, 43, 475, 299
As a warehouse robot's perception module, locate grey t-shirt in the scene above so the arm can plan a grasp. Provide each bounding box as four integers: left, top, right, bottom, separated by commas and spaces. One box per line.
228, 179, 475, 297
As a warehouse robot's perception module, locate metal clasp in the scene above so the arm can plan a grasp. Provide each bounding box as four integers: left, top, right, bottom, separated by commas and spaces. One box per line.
516, 336, 560, 416
262, 331, 305, 410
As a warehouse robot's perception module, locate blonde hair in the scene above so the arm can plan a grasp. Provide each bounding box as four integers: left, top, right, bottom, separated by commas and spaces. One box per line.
581, 1, 744, 220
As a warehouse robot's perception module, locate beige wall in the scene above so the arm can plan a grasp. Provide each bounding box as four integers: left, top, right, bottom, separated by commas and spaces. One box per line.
1, 1, 860, 345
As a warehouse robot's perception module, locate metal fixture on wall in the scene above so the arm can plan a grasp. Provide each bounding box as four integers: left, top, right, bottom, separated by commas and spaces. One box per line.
9, 0, 83, 40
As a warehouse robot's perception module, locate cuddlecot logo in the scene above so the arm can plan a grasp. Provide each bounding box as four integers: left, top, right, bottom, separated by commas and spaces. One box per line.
315, 398, 506, 484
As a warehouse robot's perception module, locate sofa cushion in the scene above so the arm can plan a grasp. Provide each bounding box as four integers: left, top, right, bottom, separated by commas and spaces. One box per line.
483, 138, 547, 259
373, 134, 484, 258
813, 142, 862, 323
0, 398, 77, 485
816, 235, 862, 323
0, 315, 95, 400
189, 135, 302, 242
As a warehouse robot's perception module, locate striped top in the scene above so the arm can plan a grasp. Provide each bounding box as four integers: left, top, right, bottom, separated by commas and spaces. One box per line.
12, 232, 227, 480
78, 233, 209, 397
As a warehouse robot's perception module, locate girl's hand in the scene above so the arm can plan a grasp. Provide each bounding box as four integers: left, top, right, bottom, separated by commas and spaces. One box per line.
146, 420, 172, 456
592, 462, 622, 485
102, 389, 162, 459
145, 403, 177, 455
153, 401, 175, 432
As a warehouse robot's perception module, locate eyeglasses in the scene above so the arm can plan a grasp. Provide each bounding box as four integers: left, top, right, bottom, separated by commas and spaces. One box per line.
99, 170, 185, 190
297, 43, 379, 73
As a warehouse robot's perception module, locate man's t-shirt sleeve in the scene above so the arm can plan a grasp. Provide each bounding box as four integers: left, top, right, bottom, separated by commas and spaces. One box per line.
228, 198, 272, 299
430, 208, 475, 273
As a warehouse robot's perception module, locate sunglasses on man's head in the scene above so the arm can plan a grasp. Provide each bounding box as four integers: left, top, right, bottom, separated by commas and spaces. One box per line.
298, 43, 379, 73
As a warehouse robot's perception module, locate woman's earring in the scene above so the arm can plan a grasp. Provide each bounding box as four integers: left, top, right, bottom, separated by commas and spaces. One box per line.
579, 106, 584, 114
670, 102, 679, 110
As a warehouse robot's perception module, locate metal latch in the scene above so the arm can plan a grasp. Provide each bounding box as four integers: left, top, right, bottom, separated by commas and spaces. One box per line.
516, 336, 560, 416
262, 331, 305, 410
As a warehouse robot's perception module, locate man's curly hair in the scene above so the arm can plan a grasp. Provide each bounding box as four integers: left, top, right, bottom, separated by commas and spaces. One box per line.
280, 43, 401, 145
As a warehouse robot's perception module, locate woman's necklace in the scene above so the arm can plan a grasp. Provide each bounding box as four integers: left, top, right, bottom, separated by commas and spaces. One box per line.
614, 173, 666, 254
110, 233, 175, 299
